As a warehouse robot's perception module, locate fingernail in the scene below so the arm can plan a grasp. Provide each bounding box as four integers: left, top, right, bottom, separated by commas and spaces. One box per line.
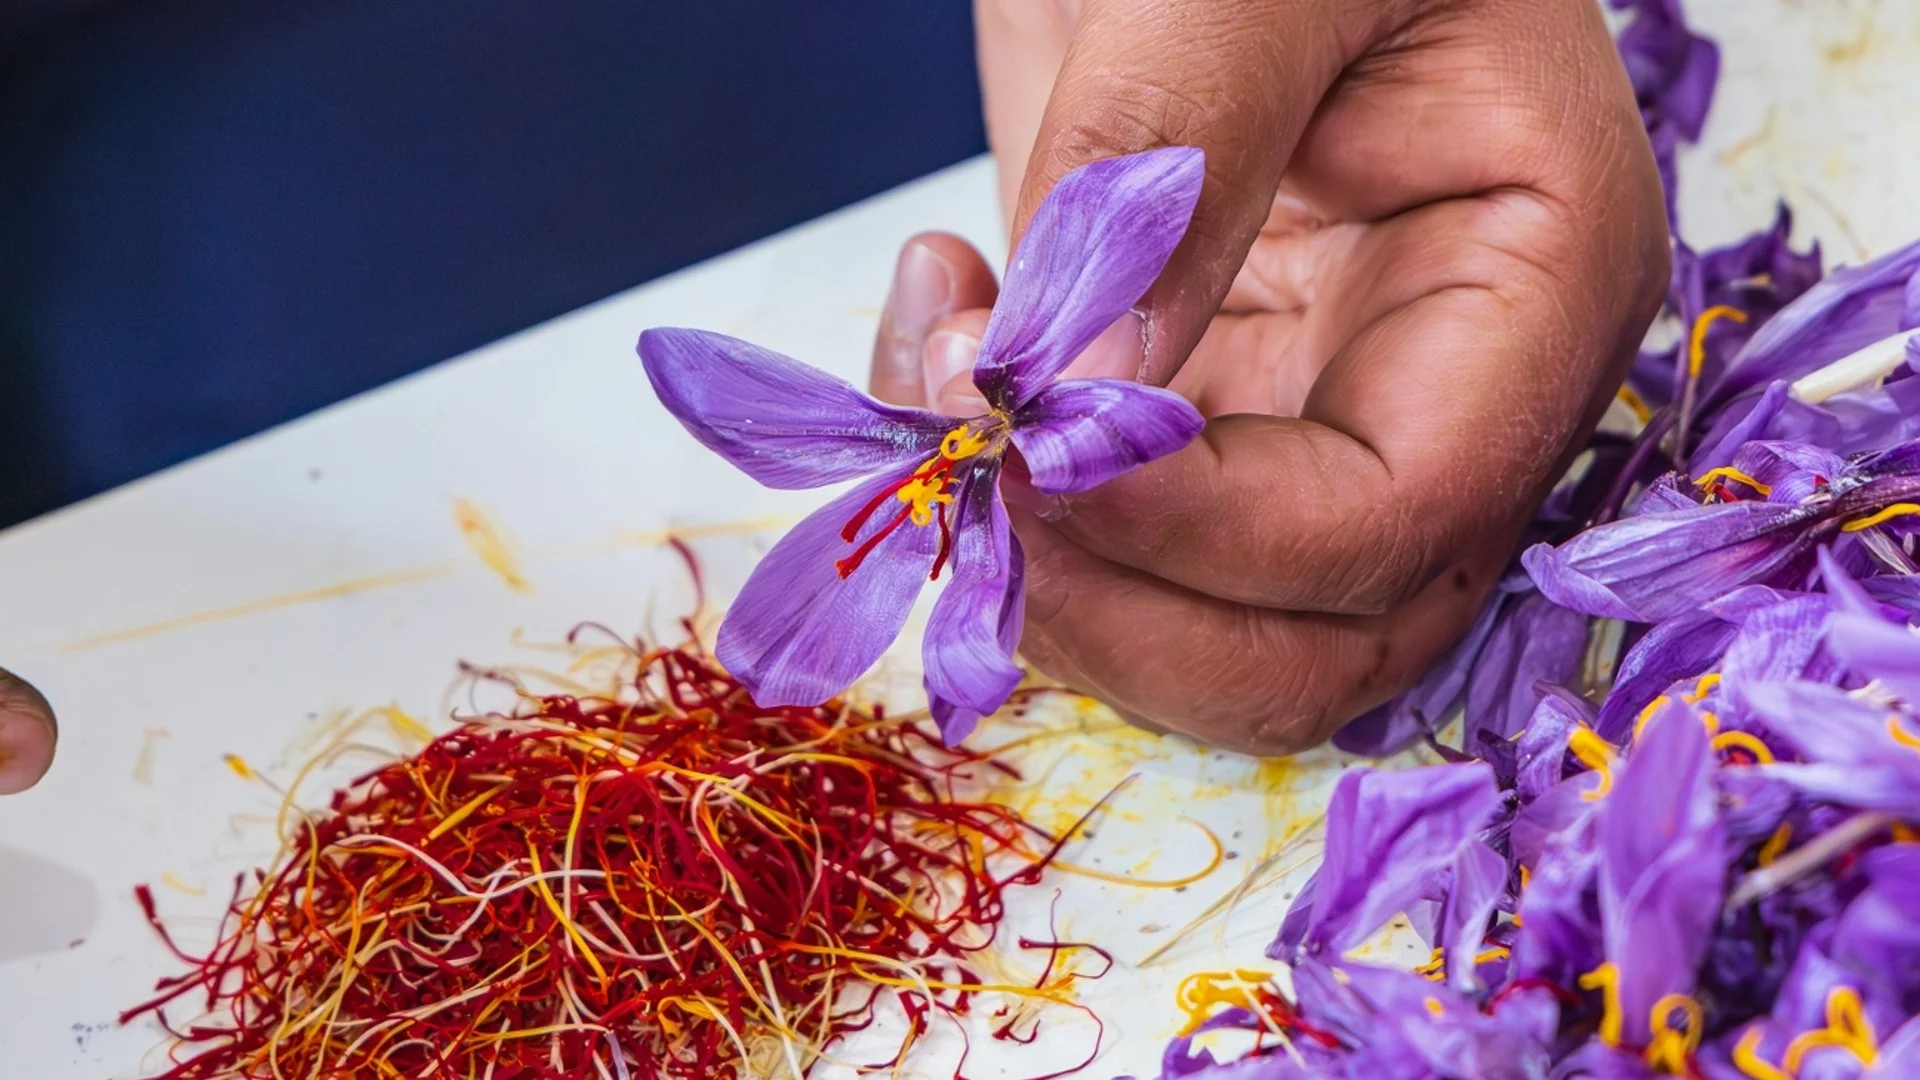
926, 331, 988, 414
999, 460, 1070, 521
886, 243, 957, 342
1060, 311, 1148, 382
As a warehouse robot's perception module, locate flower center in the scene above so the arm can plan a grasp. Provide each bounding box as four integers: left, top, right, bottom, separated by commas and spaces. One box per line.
834, 423, 995, 580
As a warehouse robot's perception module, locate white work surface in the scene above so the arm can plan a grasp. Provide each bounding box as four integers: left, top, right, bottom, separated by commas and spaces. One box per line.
2, 2, 1916, 1075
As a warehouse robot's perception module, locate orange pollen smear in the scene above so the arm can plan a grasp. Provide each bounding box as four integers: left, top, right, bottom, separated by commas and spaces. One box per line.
835, 424, 993, 580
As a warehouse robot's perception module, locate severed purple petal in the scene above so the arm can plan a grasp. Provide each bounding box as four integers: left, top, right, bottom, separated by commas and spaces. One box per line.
640, 327, 952, 489
1522, 500, 1815, 622
972, 148, 1205, 410
1009, 378, 1204, 494
716, 470, 941, 706
923, 467, 1025, 745
1597, 701, 1727, 1046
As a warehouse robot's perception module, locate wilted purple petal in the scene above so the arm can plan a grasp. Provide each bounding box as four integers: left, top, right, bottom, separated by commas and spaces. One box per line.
1517, 693, 1587, 802
1522, 500, 1814, 621
923, 471, 1024, 744
1718, 593, 1834, 689
1277, 762, 1502, 957
1598, 701, 1726, 1046
1748, 680, 1920, 816
1514, 810, 1604, 988
639, 327, 951, 489
1009, 378, 1204, 494
1710, 237, 1920, 408
1465, 591, 1591, 745
971, 148, 1205, 410
716, 470, 940, 706
1440, 840, 1511, 992
1592, 607, 1735, 740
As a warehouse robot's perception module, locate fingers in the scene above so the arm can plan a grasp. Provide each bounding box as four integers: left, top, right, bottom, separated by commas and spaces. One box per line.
0, 668, 56, 795
1012, 500, 1503, 753
1007, 0, 1382, 384
869, 233, 999, 407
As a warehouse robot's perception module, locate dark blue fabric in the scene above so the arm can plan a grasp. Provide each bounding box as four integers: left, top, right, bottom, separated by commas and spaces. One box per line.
0, 1, 984, 526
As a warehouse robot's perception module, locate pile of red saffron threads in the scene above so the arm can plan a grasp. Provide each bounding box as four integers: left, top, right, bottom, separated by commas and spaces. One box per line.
120, 632, 1095, 1080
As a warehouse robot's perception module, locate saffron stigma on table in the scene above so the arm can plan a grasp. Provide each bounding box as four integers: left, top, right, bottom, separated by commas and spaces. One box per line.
120, 626, 1112, 1080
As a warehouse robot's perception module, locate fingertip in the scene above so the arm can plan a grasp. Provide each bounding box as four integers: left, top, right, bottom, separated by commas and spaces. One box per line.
0, 672, 56, 795
871, 235, 998, 407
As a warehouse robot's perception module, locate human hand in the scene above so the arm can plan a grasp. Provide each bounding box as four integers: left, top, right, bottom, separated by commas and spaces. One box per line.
870, 0, 1669, 754
0, 667, 55, 793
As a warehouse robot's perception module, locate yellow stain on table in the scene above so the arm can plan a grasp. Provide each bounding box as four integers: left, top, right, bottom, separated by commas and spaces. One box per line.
453, 498, 531, 593
131, 728, 170, 784
63, 565, 454, 652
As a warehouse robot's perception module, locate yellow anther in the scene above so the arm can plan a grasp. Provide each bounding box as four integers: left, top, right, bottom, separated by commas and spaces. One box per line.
1616, 385, 1653, 425
1699, 710, 1722, 735
895, 475, 954, 527
1782, 986, 1876, 1072
1684, 673, 1722, 704
1711, 730, 1776, 765
1519, 865, 1532, 889
1689, 305, 1750, 378
1887, 716, 1920, 755
1892, 822, 1920, 844
1579, 962, 1623, 1046
1569, 725, 1618, 801
1694, 467, 1774, 496
1645, 993, 1704, 1074
1843, 503, 1920, 533
939, 424, 991, 461
1415, 948, 1446, 980
1756, 823, 1793, 868
1633, 696, 1673, 742
1423, 996, 1445, 1017
1732, 1027, 1791, 1080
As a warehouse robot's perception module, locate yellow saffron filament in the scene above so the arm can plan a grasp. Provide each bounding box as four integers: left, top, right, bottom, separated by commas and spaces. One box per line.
1711, 730, 1776, 765
223, 754, 256, 781
1175, 970, 1274, 1035
1689, 305, 1750, 378
1844, 503, 1920, 533
1579, 962, 1623, 1046
1694, 467, 1773, 496
1757, 823, 1793, 868
1633, 696, 1672, 742
1684, 673, 1722, 703
1892, 821, 1920, 844
1616, 385, 1653, 424
1782, 986, 1876, 1072
1644, 993, 1704, 1074
1732, 1027, 1791, 1080
1887, 716, 1920, 755
1568, 726, 1617, 801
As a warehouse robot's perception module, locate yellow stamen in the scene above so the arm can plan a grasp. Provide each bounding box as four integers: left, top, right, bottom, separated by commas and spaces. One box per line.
1891, 821, 1920, 844
1415, 948, 1446, 980
1699, 710, 1722, 735
1756, 823, 1793, 867
1616, 385, 1652, 425
1732, 1026, 1791, 1080
1711, 730, 1776, 765
1887, 716, 1920, 755
1579, 962, 1623, 1046
1423, 996, 1445, 1017
1694, 467, 1773, 496
1569, 725, 1617, 801
1684, 673, 1722, 704
1689, 305, 1750, 378
1844, 503, 1920, 533
1633, 696, 1673, 742
894, 475, 954, 527
1782, 986, 1877, 1071
940, 424, 991, 460
1645, 993, 1704, 1074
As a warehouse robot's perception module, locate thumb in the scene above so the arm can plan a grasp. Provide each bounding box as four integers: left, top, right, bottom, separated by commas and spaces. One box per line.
1010, 0, 1366, 382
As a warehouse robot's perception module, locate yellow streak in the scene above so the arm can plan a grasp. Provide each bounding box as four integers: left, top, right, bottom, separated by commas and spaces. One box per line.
64, 566, 453, 652
1689, 305, 1750, 378
1684, 673, 1722, 704
453, 498, 532, 592
1694, 467, 1773, 496
1844, 503, 1920, 533
1732, 1026, 1791, 1080
1890, 716, 1920, 755
1757, 824, 1793, 868
1616, 385, 1652, 424
527, 846, 611, 987
1645, 993, 1704, 1073
1711, 730, 1776, 764
1568, 726, 1616, 802
157, 871, 205, 896
425, 780, 512, 842
223, 754, 255, 781
1782, 985, 1877, 1071
1580, 962, 1623, 1046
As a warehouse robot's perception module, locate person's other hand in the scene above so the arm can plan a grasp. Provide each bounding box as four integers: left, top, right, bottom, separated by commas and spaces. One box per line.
870, 0, 1669, 753
0, 668, 56, 793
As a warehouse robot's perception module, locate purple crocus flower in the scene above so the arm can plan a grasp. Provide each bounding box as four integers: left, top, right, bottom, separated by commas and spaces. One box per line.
639, 148, 1207, 742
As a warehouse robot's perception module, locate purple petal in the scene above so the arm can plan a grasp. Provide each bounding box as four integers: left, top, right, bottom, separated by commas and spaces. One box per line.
1709, 237, 1920, 409
1598, 702, 1726, 1045
1010, 378, 1204, 494
716, 470, 939, 706
640, 327, 951, 489
1748, 681, 1920, 816
1463, 591, 1590, 745
923, 468, 1024, 745
972, 148, 1205, 409
1592, 607, 1737, 741
1522, 500, 1813, 622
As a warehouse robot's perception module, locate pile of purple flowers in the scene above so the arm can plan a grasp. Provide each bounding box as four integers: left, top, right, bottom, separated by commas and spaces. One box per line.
1145, 2, 1920, 1078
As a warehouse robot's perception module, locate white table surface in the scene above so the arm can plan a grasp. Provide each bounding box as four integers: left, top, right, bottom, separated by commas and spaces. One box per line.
2, 2, 1916, 1075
